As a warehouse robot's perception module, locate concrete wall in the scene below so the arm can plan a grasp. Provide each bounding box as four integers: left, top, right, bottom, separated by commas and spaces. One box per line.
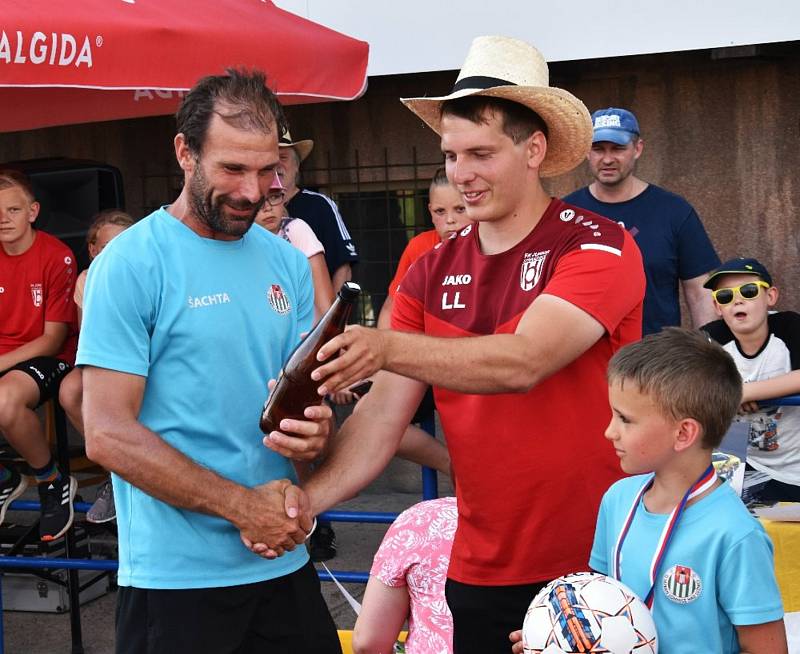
1, 42, 797, 313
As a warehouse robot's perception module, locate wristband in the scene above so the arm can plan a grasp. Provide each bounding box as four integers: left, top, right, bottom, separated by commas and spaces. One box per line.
304, 517, 318, 542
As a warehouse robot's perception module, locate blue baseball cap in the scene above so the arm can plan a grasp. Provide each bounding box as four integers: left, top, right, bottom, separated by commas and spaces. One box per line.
703, 257, 773, 289
591, 108, 640, 145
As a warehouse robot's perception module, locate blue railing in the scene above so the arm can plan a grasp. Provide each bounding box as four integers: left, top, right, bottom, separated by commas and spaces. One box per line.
0, 415, 440, 653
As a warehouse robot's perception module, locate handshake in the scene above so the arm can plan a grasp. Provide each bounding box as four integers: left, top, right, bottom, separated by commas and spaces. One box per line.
237, 478, 316, 559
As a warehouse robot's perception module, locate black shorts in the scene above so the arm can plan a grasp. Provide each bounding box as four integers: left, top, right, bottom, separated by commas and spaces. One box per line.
445, 577, 550, 654
116, 560, 341, 654
0, 356, 71, 407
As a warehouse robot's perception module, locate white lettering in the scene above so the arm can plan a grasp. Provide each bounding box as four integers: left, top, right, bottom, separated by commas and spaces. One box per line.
188, 292, 232, 309
441, 291, 466, 310
133, 89, 187, 102
0, 32, 10, 63
441, 274, 472, 286
59, 33, 76, 65
14, 31, 26, 63
49, 33, 57, 65
75, 36, 92, 68
29, 32, 46, 64
594, 115, 621, 128
0, 31, 95, 68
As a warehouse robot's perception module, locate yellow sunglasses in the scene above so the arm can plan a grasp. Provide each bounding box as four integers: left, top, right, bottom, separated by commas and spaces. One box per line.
712, 280, 770, 305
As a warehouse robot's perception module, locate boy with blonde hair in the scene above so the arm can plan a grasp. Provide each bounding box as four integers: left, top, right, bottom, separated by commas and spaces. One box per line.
593, 329, 785, 653
0, 169, 78, 541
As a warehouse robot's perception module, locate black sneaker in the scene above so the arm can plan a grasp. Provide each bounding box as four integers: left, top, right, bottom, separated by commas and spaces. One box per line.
38, 475, 77, 542
0, 468, 28, 526
309, 522, 337, 562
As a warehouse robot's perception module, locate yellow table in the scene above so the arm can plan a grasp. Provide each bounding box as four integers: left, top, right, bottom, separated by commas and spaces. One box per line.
338, 629, 407, 654
760, 517, 800, 612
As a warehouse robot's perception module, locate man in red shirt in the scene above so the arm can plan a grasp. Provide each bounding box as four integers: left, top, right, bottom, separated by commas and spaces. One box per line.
267, 36, 645, 652
0, 169, 78, 542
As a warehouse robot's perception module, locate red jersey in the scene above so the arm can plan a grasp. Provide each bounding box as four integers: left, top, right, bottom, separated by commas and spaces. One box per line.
388, 230, 441, 298
0, 230, 78, 365
392, 199, 644, 586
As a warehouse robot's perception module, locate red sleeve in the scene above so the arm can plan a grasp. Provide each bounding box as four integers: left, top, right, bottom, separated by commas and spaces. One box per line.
44, 244, 77, 325
387, 231, 439, 298
390, 244, 428, 333
542, 230, 644, 334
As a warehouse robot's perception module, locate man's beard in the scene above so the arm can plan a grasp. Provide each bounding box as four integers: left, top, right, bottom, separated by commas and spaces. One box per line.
188, 165, 265, 237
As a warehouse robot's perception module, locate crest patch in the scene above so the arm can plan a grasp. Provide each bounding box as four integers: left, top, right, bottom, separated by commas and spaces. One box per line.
662, 564, 702, 604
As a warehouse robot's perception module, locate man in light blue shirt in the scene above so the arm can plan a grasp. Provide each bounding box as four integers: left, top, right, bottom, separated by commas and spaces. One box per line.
78, 70, 340, 653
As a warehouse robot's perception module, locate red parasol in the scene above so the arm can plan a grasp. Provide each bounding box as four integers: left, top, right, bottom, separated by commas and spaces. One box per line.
0, 0, 369, 132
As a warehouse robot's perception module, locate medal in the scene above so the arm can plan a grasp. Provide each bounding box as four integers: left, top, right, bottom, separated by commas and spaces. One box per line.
612, 464, 716, 608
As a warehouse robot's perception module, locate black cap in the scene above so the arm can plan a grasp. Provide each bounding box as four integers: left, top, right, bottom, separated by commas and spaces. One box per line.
703, 257, 773, 289
338, 281, 361, 301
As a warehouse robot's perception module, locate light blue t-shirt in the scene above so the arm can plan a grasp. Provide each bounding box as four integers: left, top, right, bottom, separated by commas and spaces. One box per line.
590, 475, 783, 654
77, 209, 314, 589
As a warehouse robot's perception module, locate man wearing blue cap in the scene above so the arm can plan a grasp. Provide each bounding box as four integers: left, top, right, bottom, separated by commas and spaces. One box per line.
565, 107, 720, 335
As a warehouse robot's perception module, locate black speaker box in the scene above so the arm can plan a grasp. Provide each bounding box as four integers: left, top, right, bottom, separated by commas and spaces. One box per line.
1, 158, 125, 271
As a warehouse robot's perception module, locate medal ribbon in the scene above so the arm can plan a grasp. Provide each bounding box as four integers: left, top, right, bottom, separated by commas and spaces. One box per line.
611, 464, 716, 608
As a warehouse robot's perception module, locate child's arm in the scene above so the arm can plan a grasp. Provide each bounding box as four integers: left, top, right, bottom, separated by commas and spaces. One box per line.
0, 321, 69, 372
742, 370, 800, 404
352, 576, 410, 654
736, 619, 788, 654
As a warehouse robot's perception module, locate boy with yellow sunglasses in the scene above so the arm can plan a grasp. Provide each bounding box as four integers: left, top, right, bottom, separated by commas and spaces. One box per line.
702, 257, 800, 503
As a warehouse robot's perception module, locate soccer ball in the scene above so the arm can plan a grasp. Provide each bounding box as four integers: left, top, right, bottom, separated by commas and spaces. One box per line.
522, 572, 658, 654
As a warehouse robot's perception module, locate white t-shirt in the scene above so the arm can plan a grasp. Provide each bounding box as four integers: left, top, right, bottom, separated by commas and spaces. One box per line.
704, 312, 800, 486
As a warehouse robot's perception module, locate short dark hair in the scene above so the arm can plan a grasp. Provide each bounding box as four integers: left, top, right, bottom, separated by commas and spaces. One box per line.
607, 328, 742, 449
86, 209, 135, 247
176, 68, 288, 156
430, 166, 450, 190
0, 169, 36, 202
440, 96, 549, 144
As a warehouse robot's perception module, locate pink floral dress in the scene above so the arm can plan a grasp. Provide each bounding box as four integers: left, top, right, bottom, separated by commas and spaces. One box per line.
370, 497, 457, 654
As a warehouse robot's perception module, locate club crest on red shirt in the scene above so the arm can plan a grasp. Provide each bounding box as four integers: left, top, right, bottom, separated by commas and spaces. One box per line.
520, 250, 550, 292
30, 283, 43, 308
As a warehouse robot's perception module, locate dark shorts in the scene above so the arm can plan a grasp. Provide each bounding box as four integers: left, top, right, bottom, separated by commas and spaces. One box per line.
445, 577, 550, 654
745, 463, 800, 502
116, 560, 341, 654
0, 356, 71, 407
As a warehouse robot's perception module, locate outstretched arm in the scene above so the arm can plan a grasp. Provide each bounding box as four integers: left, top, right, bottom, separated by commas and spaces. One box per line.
0, 321, 68, 372
305, 370, 427, 516
313, 294, 605, 396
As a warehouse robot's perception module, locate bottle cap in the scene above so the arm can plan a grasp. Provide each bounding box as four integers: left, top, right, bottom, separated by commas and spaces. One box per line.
339, 281, 361, 301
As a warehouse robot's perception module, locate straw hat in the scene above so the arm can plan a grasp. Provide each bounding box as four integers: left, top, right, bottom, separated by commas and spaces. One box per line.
401, 36, 592, 177
279, 129, 314, 162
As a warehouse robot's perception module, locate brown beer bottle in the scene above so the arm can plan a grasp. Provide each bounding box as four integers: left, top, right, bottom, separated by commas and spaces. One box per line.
259, 281, 361, 433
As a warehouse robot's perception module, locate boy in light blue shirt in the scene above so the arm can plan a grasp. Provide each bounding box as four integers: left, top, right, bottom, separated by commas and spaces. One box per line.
592, 329, 785, 654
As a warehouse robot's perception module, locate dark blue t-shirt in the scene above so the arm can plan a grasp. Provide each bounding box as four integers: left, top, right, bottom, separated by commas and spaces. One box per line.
286, 188, 358, 276
563, 184, 719, 335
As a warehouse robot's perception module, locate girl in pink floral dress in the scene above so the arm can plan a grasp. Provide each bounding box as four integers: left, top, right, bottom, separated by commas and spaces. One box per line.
353, 496, 457, 654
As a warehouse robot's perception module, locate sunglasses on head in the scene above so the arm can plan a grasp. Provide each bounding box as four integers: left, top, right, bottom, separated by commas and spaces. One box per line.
712, 280, 770, 305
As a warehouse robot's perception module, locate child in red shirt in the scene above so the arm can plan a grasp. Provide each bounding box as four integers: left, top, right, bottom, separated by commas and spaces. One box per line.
0, 169, 78, 541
